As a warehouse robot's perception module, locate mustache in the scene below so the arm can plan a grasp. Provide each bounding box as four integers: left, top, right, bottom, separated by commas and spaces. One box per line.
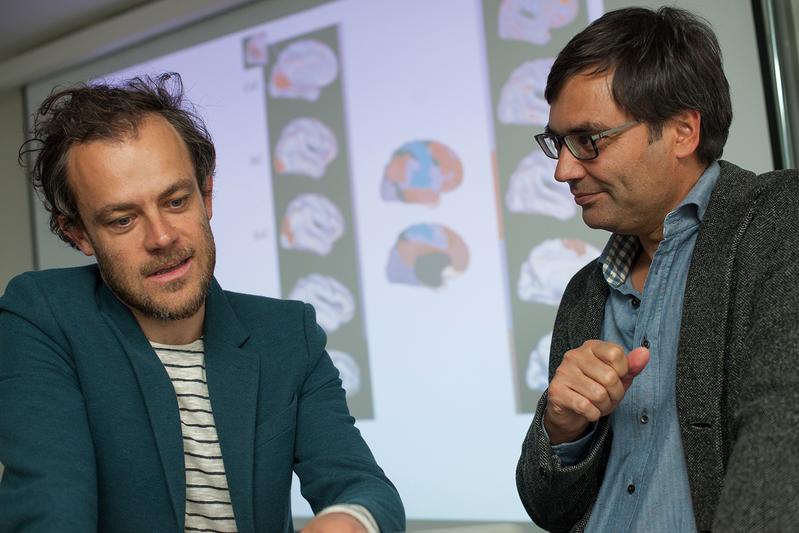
140, 248, 194, 276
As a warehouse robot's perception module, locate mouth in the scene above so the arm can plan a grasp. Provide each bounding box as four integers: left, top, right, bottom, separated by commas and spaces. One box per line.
146, 256, 193, 283
572, 191, 604, 206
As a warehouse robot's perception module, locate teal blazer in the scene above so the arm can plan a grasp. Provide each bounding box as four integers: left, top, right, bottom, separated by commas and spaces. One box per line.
0, 265, 404, 532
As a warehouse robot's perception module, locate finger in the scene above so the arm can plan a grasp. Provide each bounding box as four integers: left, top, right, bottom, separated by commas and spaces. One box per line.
547, 380, 603, 423
581, 361, 625, 404
621, 347, 650, 390
588, 341, 628, 378
550, 369, 612, 419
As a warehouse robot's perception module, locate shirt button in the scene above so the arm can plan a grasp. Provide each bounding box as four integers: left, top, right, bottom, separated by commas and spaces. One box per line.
641, 338, 650, 349
640, 414, 649, 424
627, 484, 636, 494
631, 297, 640, 308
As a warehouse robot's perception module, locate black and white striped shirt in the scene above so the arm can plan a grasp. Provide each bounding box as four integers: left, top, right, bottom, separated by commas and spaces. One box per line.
152, 339, 238, 533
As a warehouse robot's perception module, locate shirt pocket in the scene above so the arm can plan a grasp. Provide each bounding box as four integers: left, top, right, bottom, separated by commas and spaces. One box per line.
255, 394, 298, 448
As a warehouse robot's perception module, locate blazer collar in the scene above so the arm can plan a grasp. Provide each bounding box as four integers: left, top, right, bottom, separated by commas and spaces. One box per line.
97, 276, 259, 533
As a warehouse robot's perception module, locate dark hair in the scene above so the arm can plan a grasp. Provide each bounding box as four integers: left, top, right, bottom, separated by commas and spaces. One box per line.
545, 7, 732, 163
19, 72, 216, 247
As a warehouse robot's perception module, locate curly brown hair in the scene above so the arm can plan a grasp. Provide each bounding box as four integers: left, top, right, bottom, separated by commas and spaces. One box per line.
20, 72, 216, 247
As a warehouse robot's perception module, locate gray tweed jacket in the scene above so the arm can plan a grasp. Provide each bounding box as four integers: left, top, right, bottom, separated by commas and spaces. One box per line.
516, 161, 799, 532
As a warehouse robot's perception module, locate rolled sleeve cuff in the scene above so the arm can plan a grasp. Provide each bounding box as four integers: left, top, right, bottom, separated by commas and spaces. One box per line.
541, 417, 598, 466
317, 504, 379, 533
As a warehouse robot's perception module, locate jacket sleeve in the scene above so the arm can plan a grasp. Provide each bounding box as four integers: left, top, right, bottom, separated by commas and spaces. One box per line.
712, 181, 799, 531
293, 303, 405, 532
516, 264, 611, 532
0, 274, 98, 532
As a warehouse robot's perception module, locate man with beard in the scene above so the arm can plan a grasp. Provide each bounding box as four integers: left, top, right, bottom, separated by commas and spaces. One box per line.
516, 6, 799, 533
0, 74, 404, 533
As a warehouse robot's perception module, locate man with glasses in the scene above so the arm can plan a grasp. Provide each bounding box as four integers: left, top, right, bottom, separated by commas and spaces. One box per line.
517, 6, 799, 532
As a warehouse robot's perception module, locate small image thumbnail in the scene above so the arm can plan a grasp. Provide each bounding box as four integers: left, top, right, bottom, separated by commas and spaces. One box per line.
289, 273, 355, 333
499, 0, 579, 45
497, 58, 554, 125
517, 238, 600, 306
280, 193, 345, 256
506, 150, 575, 221
386, 223, 469, 288
268, 38, 338, 101
381, 140, 463, 206
274, 117, 338, 179
243, 32, 269, 68
526, 330, 552, 391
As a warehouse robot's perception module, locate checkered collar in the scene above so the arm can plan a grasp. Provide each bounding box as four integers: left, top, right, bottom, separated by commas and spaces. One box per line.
598, 233, 640, 287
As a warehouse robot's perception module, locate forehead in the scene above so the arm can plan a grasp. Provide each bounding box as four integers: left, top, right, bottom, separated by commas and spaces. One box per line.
548, 70, 627, 132
66, 114, 195, 208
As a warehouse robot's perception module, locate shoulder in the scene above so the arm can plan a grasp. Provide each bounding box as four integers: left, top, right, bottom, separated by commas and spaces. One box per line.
1, 265, 101, 315
716, 160, 799, 208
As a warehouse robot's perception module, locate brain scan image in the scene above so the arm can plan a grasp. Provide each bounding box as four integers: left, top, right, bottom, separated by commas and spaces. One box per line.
518, 238, 600, 306
386, 223, 470, 288
268, 39, 338, 101
526, 331, 552, 391
274, 118, 338, 179
328, 349, 361, 398
289, 274, 355, 333
243, 32, 269, 67
381, 140, 463, 205
497, 58, 554, 126
506, 150, 575, 220
280, 193, 345, 256
499, 0, 579, 45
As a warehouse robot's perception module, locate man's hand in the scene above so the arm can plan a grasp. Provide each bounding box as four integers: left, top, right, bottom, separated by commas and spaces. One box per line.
544, 340, 650, 444
302, 512, 368, 533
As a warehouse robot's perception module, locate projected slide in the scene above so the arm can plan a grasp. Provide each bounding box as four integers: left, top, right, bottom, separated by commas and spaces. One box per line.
260, 26, 374, 419
96, 0, 607, 524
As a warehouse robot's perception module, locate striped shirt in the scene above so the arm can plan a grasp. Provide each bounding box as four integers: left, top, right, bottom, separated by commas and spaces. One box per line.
151, 339, 238, 533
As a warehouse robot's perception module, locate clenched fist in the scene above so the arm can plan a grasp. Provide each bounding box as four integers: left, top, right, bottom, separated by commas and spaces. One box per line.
544, 340, 650, 444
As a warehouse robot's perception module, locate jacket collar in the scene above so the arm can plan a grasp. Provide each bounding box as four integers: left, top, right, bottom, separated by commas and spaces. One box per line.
96, 276, 259, 533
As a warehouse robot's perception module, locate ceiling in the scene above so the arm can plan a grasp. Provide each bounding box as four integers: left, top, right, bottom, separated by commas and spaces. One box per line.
0, 0, 154, 63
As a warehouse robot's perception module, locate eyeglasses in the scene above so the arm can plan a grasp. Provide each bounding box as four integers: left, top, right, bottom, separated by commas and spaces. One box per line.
534, 121, 639, 160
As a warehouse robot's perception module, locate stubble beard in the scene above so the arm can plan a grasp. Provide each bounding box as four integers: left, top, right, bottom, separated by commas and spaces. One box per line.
94, 219, 216, 322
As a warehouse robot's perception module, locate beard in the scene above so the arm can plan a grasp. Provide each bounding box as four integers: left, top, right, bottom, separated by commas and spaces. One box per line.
93, 218, 216, 322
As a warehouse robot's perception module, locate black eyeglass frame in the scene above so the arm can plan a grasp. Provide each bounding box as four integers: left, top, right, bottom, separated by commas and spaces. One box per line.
534, 120, 639, 161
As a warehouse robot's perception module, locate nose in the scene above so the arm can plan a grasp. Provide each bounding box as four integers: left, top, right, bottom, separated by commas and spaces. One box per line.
144, 213, 178, 252
553, 145, 587, 183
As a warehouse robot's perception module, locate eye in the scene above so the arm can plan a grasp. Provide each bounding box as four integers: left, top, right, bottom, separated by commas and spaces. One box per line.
112, 216, 133, 228
168, 196, 188, 209
572, 134, 594, 148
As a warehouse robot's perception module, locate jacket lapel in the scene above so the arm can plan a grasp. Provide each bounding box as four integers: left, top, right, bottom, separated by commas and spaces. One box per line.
678, 161, 758, 529
202, 280, 258, 533
96, 282, 186, 530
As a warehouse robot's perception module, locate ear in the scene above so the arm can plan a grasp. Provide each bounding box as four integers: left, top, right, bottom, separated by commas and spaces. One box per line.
669, 109, 701, 159
59, 215, 95, 257
201, 175, 213, 220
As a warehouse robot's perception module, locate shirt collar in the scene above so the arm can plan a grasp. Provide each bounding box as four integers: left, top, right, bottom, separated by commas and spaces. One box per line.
597, 161, 720, 288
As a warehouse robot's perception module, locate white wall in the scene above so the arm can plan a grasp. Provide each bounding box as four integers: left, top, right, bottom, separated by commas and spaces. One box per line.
0, 89, 33, 293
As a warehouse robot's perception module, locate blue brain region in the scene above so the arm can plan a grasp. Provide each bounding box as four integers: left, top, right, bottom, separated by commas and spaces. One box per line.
386, 223, 470, 288
381, 140, 463, 206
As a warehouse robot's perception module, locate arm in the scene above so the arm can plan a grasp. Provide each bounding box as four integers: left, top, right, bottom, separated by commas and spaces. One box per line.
517, 267, 648, 531
294, 303, 405, 532
0, 275, 98, 532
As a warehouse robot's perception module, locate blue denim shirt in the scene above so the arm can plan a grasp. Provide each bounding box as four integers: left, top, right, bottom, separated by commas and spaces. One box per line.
549, 162, 720, 532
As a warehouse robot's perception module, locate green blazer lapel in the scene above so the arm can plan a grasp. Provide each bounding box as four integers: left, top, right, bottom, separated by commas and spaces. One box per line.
202, 279, 258, 533
678, 161, 758, 529
95, 281, 186, 530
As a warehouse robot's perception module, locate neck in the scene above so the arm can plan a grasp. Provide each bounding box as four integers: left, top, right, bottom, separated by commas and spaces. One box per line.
636, 158, 709, 261
132, 305, 206, 345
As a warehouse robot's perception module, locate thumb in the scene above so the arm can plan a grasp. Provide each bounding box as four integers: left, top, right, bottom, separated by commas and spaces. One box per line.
621, 347, 650, 390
